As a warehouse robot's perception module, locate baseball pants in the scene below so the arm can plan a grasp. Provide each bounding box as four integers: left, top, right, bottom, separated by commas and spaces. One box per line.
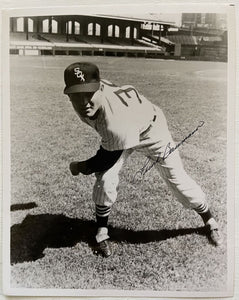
92, 107, 208, 213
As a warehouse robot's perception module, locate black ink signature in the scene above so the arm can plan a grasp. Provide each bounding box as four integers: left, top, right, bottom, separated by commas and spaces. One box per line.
133, 155, 161, 179
133, 121, 205, 181
163, 121, 205, 159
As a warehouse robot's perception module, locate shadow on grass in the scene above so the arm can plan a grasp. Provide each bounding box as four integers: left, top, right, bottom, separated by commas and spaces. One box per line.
11, 213, 207, 264
11, 202, 38, 211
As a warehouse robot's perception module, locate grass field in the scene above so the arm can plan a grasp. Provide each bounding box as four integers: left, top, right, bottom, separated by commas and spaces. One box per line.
9, 55, 227, 293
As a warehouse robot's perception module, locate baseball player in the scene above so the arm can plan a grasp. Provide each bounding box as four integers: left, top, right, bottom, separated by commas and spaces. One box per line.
64, 62, 222, 257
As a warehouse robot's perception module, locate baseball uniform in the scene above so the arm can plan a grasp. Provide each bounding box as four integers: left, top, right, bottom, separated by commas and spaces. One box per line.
64, 62, 222, 254
76, 79, 207, 211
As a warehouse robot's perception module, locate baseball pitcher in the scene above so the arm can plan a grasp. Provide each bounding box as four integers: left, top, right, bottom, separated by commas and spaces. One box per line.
64, 62, 222, 257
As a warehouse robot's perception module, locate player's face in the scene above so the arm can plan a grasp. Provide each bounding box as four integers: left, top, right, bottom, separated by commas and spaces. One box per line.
69, 92, 100, 118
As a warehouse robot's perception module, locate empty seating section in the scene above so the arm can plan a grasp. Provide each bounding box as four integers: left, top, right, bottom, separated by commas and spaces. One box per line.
9, 16, 167, 57
10, 16, 227, 60
10, 32, 155, 48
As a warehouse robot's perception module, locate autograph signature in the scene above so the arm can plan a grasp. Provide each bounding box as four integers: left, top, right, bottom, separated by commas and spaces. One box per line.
133, 121, 205, 181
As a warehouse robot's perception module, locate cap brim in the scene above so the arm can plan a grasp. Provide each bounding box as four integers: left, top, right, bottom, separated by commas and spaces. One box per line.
64, 82, 100, 94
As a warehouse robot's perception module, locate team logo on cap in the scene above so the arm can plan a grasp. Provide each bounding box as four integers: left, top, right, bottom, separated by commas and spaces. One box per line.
74, 67, 85, 82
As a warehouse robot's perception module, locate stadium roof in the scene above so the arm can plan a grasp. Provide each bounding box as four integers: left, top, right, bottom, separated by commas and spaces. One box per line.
96, 14, 177, 26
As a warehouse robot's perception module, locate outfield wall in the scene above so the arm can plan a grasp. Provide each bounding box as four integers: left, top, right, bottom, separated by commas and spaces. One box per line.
9, 40, 165, 58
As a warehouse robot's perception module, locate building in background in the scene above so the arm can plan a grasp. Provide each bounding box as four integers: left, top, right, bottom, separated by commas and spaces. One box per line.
9, 13, 227, 62
181, 13, 227, 30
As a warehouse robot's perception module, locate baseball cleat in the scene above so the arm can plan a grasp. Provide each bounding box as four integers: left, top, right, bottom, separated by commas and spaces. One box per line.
95, 240, 112, 258
209, 228, 223, 246
206, 218, 223, 246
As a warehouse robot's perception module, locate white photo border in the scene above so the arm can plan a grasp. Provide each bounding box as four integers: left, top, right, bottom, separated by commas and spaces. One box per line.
1, 1, 238, 298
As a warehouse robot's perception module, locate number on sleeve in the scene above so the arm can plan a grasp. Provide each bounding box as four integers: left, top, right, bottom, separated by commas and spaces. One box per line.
101, 79, 142, 106
114, 87, 142, 106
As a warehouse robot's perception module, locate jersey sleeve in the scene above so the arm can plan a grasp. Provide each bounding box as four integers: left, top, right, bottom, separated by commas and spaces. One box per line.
76, 81, 156, 152
85, 146, 123, 173
97, 82, 155, 151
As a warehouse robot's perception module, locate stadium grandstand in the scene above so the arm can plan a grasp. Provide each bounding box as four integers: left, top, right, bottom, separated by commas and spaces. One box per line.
9, 14, 227, 61
10, 14, 173, 57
